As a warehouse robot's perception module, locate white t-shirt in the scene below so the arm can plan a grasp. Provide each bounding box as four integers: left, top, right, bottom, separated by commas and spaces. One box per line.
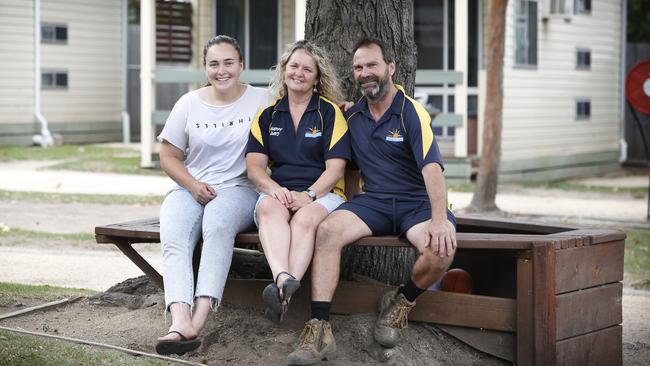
158, 85, 272, 190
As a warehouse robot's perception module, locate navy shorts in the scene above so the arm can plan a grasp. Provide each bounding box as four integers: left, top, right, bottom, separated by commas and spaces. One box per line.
335, 194, 456, 238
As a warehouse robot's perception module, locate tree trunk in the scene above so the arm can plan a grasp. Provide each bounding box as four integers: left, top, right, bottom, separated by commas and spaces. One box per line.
468, 0, 508, 212
304, 0, 416, 98
305, 0, 417, 285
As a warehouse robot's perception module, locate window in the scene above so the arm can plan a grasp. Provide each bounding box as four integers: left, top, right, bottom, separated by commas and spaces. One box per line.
156, 0, 192, 63
41, 23, 67, 43
576, 99, 591, 120
574, 0, 591, 14
41, 70, 68, 89
514, 0, 538, 66
216, 0, 279, 69
414, 0, 481, 140
576, 49, 591, 69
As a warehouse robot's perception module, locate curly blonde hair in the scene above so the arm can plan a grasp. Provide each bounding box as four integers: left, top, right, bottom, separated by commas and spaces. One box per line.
269, 40, 343, 104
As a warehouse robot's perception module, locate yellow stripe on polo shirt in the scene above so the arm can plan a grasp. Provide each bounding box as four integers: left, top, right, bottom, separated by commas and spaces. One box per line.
250, 108, 265, 147
404, 93, 434, 160
320, 96, 348, 151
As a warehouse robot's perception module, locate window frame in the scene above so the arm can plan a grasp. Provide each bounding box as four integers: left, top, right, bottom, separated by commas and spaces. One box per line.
214, 0, 281, 70
576, 48, 591, 70
41, 23, 68, 44
574, 0, 591, 15
41, 70, 68, 90
575, 98, 591, 121
514, 0, 538, 67
413, 0, 481, 140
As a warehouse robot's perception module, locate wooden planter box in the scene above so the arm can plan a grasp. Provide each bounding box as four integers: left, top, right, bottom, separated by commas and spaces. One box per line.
95, 215, 624, 366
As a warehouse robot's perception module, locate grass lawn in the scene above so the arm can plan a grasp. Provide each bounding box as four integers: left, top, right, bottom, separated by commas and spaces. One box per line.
0, 330, 169, 366
0, 190, 163, 206
0, 283, 169, 366
0, 282, 95, 307
0, 144, 164, 176
0, 227, 95, 242
516, 180, 647, 197
624, 229, 650, 290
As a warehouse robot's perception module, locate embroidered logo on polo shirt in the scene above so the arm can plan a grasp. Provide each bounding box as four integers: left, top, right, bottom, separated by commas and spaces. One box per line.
270, 127, 283, 136
386, 129, 404, 142
305, 126, 322, 138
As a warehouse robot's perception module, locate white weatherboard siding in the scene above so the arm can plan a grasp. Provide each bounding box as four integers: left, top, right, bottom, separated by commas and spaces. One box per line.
0, 0, 35, 124
501, 0, 621, 163
39, 0, 122, 123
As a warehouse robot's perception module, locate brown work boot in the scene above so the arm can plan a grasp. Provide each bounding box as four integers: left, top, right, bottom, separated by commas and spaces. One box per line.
373, 288, 415, 348
286, 318, 337, 365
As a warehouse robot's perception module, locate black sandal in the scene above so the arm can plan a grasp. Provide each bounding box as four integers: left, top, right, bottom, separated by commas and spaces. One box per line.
262, 271, 301, 322
155, 330, 201, 355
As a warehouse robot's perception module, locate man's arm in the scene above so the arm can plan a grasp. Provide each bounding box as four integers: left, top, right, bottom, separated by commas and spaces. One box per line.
421, 162, 457, 257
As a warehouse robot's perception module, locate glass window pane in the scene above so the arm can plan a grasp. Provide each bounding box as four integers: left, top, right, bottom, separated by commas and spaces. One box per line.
448, 0, 454, 70
249, 0, 278, 69
41, 73, 53, 87
514, 1, 528, 65
414, 0, 444, 69
216, 0, 246, 56
467, 95, 477, 117
527, 1, 537, 65
55, 26, 67, 41
468, 0, 478, 86
41, 25, 54, 41
55, 73, 68, 87
428, 95, 444, 114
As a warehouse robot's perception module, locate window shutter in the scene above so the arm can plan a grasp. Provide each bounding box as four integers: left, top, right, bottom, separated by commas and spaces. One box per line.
156, 0, 192, 63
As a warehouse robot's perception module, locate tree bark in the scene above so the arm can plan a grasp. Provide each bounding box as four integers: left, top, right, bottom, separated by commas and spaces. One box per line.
304, 0, 416, 98
305, 0, 418, 285
468, 0, 508, 212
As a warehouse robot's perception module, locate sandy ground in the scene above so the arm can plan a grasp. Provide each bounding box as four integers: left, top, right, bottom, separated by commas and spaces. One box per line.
0, 199, 648, 364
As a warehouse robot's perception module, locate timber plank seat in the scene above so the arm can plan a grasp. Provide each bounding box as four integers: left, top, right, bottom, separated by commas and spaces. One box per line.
95, 216, 625, 366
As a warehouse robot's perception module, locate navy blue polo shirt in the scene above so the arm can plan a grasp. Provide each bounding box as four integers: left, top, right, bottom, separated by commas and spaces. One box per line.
345, 85, 444, 200
246, 93, 351, 198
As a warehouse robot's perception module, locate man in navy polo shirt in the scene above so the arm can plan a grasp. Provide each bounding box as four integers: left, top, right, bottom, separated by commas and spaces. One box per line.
287, 38, 457, 365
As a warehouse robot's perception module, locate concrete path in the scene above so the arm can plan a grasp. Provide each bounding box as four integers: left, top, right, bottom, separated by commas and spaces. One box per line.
2, 160, 648, 224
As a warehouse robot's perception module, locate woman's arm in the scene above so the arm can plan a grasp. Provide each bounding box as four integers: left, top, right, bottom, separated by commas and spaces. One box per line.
159, 140, 215, 205
246, 152, 293, 205
288, 157, 346, 211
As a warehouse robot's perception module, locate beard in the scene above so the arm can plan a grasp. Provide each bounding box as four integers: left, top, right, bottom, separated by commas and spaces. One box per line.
358, 69, 391, 102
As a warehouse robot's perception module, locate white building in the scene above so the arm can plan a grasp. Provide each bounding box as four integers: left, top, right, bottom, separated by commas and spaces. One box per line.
0, 0, 126, 145
0, 0, 625, 182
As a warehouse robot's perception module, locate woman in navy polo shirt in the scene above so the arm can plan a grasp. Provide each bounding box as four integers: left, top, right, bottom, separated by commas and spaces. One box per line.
246, 40, 351, 322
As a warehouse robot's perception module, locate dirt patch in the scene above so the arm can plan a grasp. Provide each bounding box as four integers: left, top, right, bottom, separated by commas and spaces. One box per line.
3, 279, 649, 365
0, 292, 509, 365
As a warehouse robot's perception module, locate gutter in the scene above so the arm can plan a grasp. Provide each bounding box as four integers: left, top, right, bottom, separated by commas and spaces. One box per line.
619, 0, 628, 163
32, 0, 54, 147
121, 0, 130, 143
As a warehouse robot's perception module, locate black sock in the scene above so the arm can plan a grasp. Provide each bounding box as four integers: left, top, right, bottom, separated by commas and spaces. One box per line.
399, 278, 426, 302
311, 301, 331, 321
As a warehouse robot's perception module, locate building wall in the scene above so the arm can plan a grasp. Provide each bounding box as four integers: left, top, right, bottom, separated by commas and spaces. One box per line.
39, 0, 123, 124
500, 0, 622, 179
0, 0, 125, 144
0, 0, 36, 125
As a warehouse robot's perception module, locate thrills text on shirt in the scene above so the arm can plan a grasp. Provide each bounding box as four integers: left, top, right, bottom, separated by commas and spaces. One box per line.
194, 116, 252, 129
269, 127, 283, 136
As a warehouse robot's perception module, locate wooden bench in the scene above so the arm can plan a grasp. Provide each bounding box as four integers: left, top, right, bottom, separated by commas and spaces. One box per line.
95, 215, 625, 366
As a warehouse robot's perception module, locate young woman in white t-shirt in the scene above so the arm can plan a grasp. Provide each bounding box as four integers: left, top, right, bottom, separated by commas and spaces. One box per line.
155, 35, 271, 355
